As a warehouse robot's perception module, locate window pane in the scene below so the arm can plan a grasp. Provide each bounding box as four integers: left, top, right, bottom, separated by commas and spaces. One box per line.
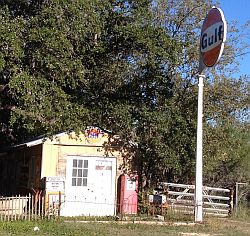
72, 178, 76, 186
84, 160, 88, 168
83, 169, 88, 177
78, 169, 82, 177
78, 160, 83, 168
73, 159, 77, 167
83, 178, 87, 186
72, 169, 77, 177
77, 178, 82, 186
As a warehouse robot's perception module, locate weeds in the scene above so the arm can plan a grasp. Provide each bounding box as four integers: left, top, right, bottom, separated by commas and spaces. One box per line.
0, 209, 249, 236
231, 204, 250, 222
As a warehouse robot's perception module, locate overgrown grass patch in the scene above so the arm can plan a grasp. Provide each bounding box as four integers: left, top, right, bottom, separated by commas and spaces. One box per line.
0, 216, 249, 235
230, 205, 250, 222
0, 219, 94, 236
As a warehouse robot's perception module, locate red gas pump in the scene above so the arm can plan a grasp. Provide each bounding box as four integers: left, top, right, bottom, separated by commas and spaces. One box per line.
118, 173, 138, 215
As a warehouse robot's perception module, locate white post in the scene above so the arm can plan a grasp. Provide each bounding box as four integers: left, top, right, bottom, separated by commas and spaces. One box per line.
235, 182, 247, 213
235, 182, 239, 212
195, 74, 205, 223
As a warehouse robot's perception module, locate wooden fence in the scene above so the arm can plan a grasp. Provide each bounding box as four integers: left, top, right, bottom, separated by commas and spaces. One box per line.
160, 182, 233, 217
0, 194, 59, 221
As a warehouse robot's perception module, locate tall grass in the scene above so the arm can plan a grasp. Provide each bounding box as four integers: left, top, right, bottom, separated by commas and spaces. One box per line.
231, 204, 250, 222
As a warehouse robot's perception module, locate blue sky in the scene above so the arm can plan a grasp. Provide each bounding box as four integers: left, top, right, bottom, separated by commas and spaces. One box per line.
219, 0, 250, 77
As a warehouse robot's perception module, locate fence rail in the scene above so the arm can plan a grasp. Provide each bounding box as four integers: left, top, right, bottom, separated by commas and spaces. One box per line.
0, 193, 137, 221
0, 194, 58, 221
160, 182, 233, 217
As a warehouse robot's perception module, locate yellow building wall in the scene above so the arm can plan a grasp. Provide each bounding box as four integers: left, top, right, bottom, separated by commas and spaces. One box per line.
41, 130, 127, 179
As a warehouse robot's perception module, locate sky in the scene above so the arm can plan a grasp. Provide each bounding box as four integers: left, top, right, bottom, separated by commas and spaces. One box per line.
219, 0, 250, 77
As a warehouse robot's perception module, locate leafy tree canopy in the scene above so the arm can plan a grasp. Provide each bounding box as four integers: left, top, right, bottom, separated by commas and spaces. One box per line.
0, 0, 249, 187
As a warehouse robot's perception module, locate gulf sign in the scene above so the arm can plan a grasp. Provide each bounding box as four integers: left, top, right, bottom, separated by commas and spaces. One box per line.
200, 7, 227, 67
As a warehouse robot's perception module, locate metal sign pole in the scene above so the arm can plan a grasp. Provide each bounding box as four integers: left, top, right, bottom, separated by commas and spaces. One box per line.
195, 73, 205, 223
196, 6, 226, 223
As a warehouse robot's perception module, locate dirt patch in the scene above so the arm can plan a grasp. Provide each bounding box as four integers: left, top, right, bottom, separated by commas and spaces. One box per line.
180, 233, 223, 236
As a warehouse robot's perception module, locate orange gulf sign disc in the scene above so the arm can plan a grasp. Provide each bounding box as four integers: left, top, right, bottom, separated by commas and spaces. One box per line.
200, 7, 227, 67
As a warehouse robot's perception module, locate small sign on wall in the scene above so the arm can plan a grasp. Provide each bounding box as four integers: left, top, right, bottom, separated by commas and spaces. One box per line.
46, 176, 65, 192
127, 179, 136, 191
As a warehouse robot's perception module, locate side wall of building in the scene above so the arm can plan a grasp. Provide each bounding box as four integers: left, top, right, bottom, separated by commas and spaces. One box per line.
0, 145, 42, 196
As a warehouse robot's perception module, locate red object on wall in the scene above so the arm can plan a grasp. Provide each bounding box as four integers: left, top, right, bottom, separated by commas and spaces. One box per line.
118, 173, 138, 215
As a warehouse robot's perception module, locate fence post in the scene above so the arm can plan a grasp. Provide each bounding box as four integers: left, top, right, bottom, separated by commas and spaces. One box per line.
11, 196, 14, 221
41, 193, 45, 219
34, 193, 37, 220
4, 197, 6, 221
229, 188, 234, 215
28, 193, 31, 221
235, 182, 247, 213
24, 196, 27, 220
18, 195, 21, 220
58, 191, 61, 217
7, 197, 10, 221
14, 195, 16, 220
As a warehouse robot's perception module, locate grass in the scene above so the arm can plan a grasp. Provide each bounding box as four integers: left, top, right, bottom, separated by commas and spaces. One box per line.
231, 205, 250, 222
0, 210, 249, 236
0, 218, 249, 236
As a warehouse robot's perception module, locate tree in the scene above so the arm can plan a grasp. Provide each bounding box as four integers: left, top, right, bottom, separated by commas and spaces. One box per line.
0, 0, 249, 189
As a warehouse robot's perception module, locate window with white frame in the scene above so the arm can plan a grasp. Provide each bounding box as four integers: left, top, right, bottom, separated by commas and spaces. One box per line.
71, 159, 88, 187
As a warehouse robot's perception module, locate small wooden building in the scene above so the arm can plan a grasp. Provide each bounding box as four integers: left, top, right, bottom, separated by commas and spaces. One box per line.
0, 127, 136, 216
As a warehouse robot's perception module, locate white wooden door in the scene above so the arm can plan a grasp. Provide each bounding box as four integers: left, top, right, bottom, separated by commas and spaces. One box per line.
60, 156, 116, 216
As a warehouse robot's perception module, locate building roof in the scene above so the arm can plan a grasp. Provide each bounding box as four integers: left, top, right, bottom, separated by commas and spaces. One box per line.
13, 132, 68, 148
0, 127, 115, 153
